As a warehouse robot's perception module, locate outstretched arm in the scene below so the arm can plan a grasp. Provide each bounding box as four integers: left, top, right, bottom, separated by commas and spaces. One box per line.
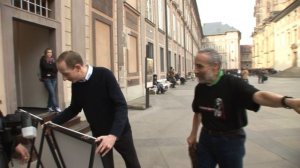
253, 91, 300, 114
187, 113, 202, 146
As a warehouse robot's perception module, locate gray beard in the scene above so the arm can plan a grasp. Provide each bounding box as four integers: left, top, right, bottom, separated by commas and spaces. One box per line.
197, 71, 215, 84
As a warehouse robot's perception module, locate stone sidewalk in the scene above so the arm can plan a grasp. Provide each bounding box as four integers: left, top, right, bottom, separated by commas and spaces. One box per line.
121, 76, 300, 168
11, 76, 300, 168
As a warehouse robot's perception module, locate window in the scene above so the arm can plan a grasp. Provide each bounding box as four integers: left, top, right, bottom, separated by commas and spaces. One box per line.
146, 42, 154, 58
174, 53, 177, 70
178, 55, 181, 73
126, 0, 138, 9
181, 25, 184, 45
12, 0, 53, 18
92, 0, 112, 17
178, 0, 183, 11
293, 29, 297, 43
168, 51, 171, 69
158, 0, 164, 30
173, 14, 176, 40
128, 35, 138, 74
177, 21, 181, 44
95, 20, 112, 69
146, 0, 154, 22
167, 5, 172, 36
160, 47, 165, 72
181, 56, 185, 73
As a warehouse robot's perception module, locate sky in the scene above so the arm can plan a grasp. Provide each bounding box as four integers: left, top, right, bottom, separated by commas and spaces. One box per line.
197, 0, 256, 45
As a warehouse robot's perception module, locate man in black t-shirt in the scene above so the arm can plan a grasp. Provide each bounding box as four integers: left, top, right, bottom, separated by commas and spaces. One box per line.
187, 48, 300, 168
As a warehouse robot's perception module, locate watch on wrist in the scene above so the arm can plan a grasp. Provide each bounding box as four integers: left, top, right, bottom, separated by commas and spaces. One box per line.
281, 96, 293, 109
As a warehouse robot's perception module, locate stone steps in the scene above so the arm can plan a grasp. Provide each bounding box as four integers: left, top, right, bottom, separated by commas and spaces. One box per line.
271, 67, 300, 78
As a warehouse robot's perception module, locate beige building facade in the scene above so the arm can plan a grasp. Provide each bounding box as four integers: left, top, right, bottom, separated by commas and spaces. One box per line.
240, 45, 252, 69
0, 0, 202, 114
201, 22, 241, 70
252, 0, 300, 70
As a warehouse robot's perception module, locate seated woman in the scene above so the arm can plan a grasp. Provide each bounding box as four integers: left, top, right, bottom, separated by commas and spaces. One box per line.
167, 67, 176, 88
180, 77, 186, 85
153, 74, 165, 94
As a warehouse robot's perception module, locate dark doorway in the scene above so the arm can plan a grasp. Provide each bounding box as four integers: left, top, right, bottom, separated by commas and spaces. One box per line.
13, 20, 55, 108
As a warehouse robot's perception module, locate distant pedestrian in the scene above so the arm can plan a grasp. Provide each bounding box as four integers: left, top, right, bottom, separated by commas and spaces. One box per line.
153, 74, 165, 94
39, 48, 61, 112
187, 48, 300, 168
241, 68, 249, 83
257, 69, 268, 84
167, 67, 176, 88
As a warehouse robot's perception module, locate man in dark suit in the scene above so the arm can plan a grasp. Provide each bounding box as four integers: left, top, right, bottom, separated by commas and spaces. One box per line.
52, 50, 140, 168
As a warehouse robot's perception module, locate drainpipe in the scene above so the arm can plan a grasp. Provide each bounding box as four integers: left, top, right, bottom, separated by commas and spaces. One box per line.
117, 1, 124, 82
183, 0, 187, 78
165, 0, 169, 71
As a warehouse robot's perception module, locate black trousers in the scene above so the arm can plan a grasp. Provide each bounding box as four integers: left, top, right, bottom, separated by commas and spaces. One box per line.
0, 144, 9, 168
101, 130, 140, 168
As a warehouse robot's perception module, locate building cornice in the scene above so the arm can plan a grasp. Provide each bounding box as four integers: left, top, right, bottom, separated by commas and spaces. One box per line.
272, 0, 300, 22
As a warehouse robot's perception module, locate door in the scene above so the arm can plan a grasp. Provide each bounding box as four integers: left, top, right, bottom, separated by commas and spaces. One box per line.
14, 20, 54, 108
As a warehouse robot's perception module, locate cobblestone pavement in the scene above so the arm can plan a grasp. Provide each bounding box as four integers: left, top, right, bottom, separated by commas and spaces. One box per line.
116, 76, 300, 168
11, 76, 300, 168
